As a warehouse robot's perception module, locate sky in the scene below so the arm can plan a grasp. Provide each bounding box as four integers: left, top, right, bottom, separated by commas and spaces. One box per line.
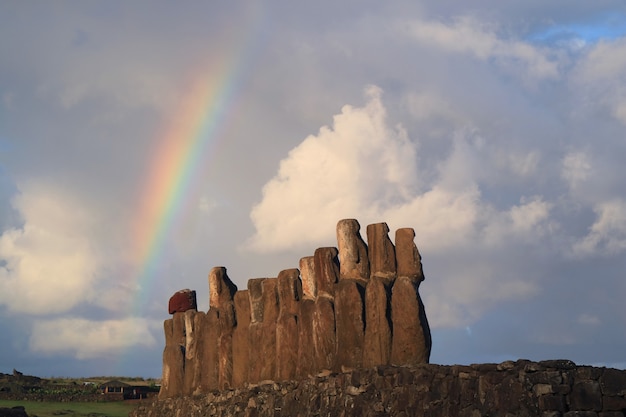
1, 1, 625, 378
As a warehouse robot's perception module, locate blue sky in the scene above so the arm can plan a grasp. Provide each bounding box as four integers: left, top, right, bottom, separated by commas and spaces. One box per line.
1, 1, 626, 378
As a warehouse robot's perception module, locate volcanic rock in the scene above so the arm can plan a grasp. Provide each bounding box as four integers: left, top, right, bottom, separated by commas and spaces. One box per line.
336, 219, 370, 281
366, 222, 396, 281
168, 289, 197, 314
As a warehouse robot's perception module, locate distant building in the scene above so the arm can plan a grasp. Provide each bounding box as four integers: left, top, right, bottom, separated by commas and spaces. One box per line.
100, 380, 153, 399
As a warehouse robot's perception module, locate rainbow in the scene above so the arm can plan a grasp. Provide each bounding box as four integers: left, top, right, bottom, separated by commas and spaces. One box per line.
129, 14, 267, 319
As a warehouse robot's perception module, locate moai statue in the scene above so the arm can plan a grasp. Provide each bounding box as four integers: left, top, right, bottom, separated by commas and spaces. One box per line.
390, 228, 431, 365
208, 267, 238, 390
336, 219, 370, 282
232, 291, 251, 388
276, 268, 302, 381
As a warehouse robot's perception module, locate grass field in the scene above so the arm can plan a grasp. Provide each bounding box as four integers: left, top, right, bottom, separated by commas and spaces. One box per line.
0, 399, 137, 417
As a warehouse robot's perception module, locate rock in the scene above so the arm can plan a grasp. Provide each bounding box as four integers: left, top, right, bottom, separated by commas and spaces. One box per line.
259, 278, 279, 381
334, 279, 366, 370
296, 298, 317, 378
366, 222, 396, 280
209, 267, 237, 390
299, 256, 317, 299
159, 313, 185, 398
0, 406, 28, 417
390, 276, 431, 365
277, 268, 302, 316
313, 296, 336, 371
248, 278, 280, 382
168, 289, 197, 314
182, 309, 201, 396
159, 318, 181, 399
314, 247, 340, 298
363, 276, 392, 367
336, 219, 370, 281
395, 228, 424, 283
276, 269, 302, 381
200, 309, 220, 391
247, 278, 267, 384
232, 291, 251, 388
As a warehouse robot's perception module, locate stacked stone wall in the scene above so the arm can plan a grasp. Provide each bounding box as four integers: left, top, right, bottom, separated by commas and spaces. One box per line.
132, 360, 626, 417
159, 219, 431, 398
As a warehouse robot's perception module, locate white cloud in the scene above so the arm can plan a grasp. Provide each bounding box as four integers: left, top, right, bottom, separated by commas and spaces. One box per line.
0, 183, 101, 314
246, 86, 420, 252
562, 151, 592, 191
29, 317, 159, 359
402, 16, 559, 80
571, 38, 626, 125
573, 199, 626, 256
482, 196, 553, 246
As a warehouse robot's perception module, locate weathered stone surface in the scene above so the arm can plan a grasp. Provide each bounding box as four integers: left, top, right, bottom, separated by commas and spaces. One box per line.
190, 311, 206, 395
363, 276, 392, 368
277, 268, 302, 316
232, 291, 251, 388
395, 228, 425, 283
276, 313, 299, 381
313, 297, 336, 371
248, 278, 265, 324
246, 278, 266, 384
139, 361, 626, 417
276, 269, 302, 381
258, 278, 279, 381
158, 317, 184, 399
299, 256, 317, 299
209, 267, 237, 390
570, 380, 602, 411
200, 309, 219, 391
600, 368, 626, 396
366, 222, 396, 280
182, 309, 200, 396
296, 298, 316, 378
390, 276, 431, 365
209, 267, 237, 320
168, 289, 197, 314
334, 279, 365, 370
336, 219, 370, 281
313, 247, 339, 298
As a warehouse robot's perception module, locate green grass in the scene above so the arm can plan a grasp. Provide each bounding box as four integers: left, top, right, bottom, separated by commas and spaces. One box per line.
0, 399, 136, 417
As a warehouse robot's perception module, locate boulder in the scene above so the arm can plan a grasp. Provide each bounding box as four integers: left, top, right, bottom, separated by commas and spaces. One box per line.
336, 219, 370, 281
168, 289, 197, 314
0, 406, 28, 417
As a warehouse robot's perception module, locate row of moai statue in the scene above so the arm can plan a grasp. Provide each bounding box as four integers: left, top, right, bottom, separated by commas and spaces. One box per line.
159, 219, 431, 398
